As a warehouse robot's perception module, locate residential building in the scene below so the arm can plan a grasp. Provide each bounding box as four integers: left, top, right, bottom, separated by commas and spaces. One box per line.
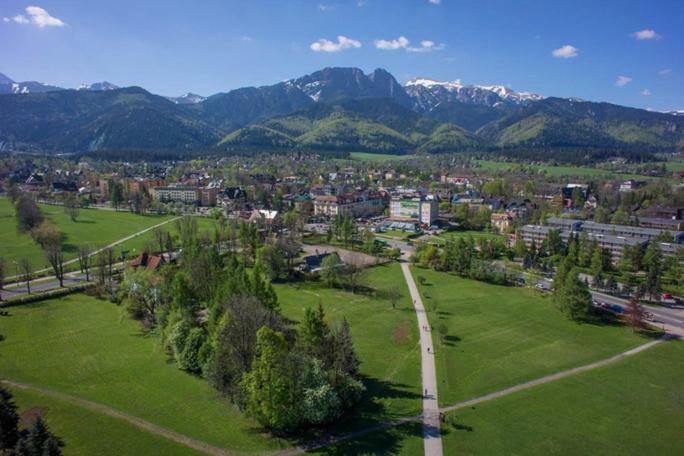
313, 192, 386, 218
619, 180, 647, 192
151, 186, 200, 204
491, 213, 513, 232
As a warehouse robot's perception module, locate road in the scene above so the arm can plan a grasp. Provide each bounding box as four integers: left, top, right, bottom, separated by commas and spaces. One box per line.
400, 261, 443, 456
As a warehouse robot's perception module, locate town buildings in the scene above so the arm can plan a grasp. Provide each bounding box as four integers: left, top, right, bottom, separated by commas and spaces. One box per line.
313, 192, 386, 218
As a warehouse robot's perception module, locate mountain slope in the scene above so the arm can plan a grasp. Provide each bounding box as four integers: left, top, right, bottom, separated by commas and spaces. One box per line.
478, 98, 684, 149
0, 87, 220, 151
220, 97, 481, 153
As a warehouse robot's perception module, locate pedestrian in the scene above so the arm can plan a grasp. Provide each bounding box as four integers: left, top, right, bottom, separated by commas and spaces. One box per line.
424, 388, 427, 396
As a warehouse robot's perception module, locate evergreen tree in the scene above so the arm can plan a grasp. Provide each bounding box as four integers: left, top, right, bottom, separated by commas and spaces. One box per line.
558, 268, 593, 321
331, 318, 360, 376
0, 387, 19, 451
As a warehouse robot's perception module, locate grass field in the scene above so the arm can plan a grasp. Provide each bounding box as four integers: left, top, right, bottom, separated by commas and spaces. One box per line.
442, 340, 684, 455
0, 294, 286, 453
473, 159, 647, 179
0, 198, 174, 271
7, 387, 205, 456
410, 268, 660, 406
349, 152, 417, 162
275, 263, 423, 431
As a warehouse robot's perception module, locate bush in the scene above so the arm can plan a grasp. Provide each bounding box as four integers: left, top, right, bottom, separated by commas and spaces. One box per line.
178, 327, 205, 373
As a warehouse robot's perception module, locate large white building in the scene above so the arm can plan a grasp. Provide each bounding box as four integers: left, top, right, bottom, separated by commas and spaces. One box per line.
389, 195, 438, 225
151, 186, 199, 204
313, 192, 386, 218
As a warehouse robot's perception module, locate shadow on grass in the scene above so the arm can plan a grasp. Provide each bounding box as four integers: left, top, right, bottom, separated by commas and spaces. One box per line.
441, 335, 461, 347
314, 421, 423, 455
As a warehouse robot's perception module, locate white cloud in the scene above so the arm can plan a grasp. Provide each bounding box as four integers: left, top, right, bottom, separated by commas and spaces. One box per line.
640, 89, 652, 96
11, 6, 66, 27
374, 36, 444, 52
408, 40, 445, 52
374, 36, 410, 50
317, 3, 333, 12
551, 45, 578, 58
659, 68, 671, 76
2, 17, 10, 23
240, 36, 254, 43
632, 29, 659, 40
12, 14, 29, 24
429, 0, 442, 4
310, 35, 361, 52
615, 75, 632, 87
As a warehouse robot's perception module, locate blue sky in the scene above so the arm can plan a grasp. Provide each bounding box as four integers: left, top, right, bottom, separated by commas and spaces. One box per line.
1, 0, 682, 111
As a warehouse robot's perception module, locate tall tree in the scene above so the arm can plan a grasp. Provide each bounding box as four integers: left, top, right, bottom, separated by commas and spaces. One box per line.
643, 242, 663, 301
77, 245, 92, 281
18, 258, 32, 295
15, 194, 44, 233
44, 242, 66, 287
63, 194, 80, 222
0, 387, 20, 451
558, 268, 592, 321
625, 290, 646, 332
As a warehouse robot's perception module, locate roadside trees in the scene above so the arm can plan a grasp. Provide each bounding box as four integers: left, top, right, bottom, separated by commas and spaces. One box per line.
18, 258, 32, 295
77, 245, 92, 281
557, 268, 592, 321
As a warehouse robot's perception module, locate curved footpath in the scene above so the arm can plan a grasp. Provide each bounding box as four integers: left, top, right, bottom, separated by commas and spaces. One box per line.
0, 379, 234, 456
400, 261, 444, 456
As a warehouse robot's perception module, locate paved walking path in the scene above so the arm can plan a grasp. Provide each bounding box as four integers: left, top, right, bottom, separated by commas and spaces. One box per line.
0, 379, 234, 456
400, 261, 443, 456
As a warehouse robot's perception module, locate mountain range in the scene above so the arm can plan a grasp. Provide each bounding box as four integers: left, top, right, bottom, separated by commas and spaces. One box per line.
0, 68, 682, 155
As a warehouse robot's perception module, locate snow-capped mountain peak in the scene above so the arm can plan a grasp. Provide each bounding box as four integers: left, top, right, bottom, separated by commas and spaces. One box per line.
404, 77, 544, 111
170, 93, 206, 104
78, 81, 119, 91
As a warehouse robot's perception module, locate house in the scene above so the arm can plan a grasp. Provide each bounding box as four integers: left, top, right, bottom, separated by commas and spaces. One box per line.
313, 192, 386, 218
491, 213, 513, 232
619, 180, 647, 192
561, 184, 589, 208
130, 252, 165, 271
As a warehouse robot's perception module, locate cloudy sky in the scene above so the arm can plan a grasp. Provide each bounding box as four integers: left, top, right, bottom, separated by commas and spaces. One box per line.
1, 0, 681, 111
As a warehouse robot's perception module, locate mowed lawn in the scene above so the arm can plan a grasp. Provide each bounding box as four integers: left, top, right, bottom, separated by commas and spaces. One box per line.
0, 198, 174, 271
0, 294, 286, 453
442, 340, 684, 455
275, 263, 423, 431
7, 387, 205, 456
411, 268, 660, 405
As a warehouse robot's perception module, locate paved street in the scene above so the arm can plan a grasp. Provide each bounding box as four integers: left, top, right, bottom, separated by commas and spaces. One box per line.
401, 261, 443, 456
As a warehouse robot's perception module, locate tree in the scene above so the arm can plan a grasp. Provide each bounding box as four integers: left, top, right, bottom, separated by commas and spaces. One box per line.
557, 268, 592, 321
14, 194, 44, 233
590, 246, 605, 290
256, 244, 286, 281
513, 236, 527, 260
110, 181, 124, 211
18, 258, 32, 295
30, 221, 61, 252
342, 263, 361, 293
44, 242, 66, 287
300, 303, 332, 365
77, 245, 92, 281
0, 387, 20, 451
63, 194, 80, 222
153, 228, 168, 254
320, 253, 343, 288
625, 291, 645, 332
330, 318, 360, 376
241, 327, 299, 433
15, 417, 62, 455
643, 241, 663, 301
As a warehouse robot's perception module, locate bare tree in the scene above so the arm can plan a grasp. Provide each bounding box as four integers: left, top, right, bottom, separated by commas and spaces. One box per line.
344, 263, 361, 294
78, 245, 92, 281
19, 258, 32, 294
44, 242, 66, 287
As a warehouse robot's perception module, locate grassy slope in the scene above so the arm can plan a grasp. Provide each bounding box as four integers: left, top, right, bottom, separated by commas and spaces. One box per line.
0, 294, 285, 453
0, 198, 173, 270
442, 340, 684, 455
8, 387, 205, 456
275, 263, 422, 431
472, 159, 652, 179
411, 268, 659, 405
